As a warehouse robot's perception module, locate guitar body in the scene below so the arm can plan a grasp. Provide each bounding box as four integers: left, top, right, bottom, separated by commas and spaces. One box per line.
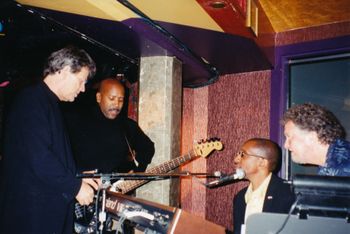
74, 139, 223, 233
74, 202, 97, 234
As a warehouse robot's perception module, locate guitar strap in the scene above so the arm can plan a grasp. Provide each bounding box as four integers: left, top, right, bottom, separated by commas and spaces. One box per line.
125, 135, 139, 167
121, 116, 139, 168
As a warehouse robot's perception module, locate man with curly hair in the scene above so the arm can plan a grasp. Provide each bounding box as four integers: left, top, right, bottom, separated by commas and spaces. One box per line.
282, 103, 350, 176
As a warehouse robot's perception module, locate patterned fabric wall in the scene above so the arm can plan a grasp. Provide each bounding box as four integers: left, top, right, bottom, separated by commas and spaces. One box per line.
180, 87, 210, 217
181, 70, 271, 231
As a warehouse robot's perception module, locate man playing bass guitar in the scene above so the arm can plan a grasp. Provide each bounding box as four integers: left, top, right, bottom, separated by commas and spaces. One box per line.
63, 78, 155, 233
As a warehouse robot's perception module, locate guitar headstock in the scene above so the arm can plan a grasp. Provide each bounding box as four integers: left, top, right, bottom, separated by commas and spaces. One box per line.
193, 138, 223, 157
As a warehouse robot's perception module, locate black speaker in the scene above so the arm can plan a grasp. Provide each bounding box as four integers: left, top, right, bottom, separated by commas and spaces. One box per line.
292, 174, 350, 219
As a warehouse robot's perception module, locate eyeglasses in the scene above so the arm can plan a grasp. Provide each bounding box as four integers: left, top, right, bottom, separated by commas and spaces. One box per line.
236, 151, 265, 159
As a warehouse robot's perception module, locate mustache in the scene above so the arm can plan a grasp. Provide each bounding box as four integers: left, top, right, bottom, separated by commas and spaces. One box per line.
107, 107, 121, 112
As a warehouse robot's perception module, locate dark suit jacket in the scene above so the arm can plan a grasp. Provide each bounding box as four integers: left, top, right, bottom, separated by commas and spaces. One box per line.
0, 82, 81, 233
233, 174, 295, 234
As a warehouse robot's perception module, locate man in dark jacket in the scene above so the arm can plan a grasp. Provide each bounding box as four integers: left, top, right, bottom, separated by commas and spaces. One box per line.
233, 138, 295, 234
0, 46, 99, 233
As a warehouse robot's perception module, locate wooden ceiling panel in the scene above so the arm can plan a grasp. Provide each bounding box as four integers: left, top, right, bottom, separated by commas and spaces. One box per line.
259, 0, 350, 32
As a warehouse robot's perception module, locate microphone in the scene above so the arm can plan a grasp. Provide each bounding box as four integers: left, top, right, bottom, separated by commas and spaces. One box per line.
206, 168, 245, 188
213, 171, 223, 177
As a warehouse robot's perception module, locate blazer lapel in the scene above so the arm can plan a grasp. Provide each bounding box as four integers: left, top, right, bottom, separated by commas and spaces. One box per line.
262, 174, 277, 212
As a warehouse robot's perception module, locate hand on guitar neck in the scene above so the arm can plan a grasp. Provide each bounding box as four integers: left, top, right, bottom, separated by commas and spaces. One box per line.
76, 171, 101, 206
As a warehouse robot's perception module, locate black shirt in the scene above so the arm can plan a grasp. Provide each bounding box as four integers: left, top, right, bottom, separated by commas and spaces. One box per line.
64, 104, 155, 173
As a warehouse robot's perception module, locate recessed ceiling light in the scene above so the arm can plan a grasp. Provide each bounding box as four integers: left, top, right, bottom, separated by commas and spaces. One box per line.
209, 1, 227, 9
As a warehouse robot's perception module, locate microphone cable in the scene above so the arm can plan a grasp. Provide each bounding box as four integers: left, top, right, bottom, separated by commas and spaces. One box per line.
274, 195, 300, 234
95, 187, 102, 234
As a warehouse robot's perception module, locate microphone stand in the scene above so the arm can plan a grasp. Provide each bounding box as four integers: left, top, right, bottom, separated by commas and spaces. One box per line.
76, 171, 221, 180
98, 175, 111, 234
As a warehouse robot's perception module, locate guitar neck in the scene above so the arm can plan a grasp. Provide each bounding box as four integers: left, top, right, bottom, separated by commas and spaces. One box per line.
117, 149, 198, 194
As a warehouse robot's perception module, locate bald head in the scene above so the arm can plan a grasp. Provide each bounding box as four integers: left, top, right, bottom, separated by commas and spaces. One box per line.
243, 138, 280, 172
98, 78, 124, 93
96, 78, 125, 119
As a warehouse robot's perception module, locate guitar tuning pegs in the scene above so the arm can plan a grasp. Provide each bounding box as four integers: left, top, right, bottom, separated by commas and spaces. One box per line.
195, 138, 222, 144
197, 139, 205, 144
207, 137, 220, 142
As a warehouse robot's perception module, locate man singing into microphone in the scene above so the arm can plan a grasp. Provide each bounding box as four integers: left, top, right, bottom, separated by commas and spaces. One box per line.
233, 138, 295, 234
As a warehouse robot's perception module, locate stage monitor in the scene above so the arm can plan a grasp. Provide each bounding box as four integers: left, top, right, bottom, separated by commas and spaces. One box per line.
292, 174, 350, 219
